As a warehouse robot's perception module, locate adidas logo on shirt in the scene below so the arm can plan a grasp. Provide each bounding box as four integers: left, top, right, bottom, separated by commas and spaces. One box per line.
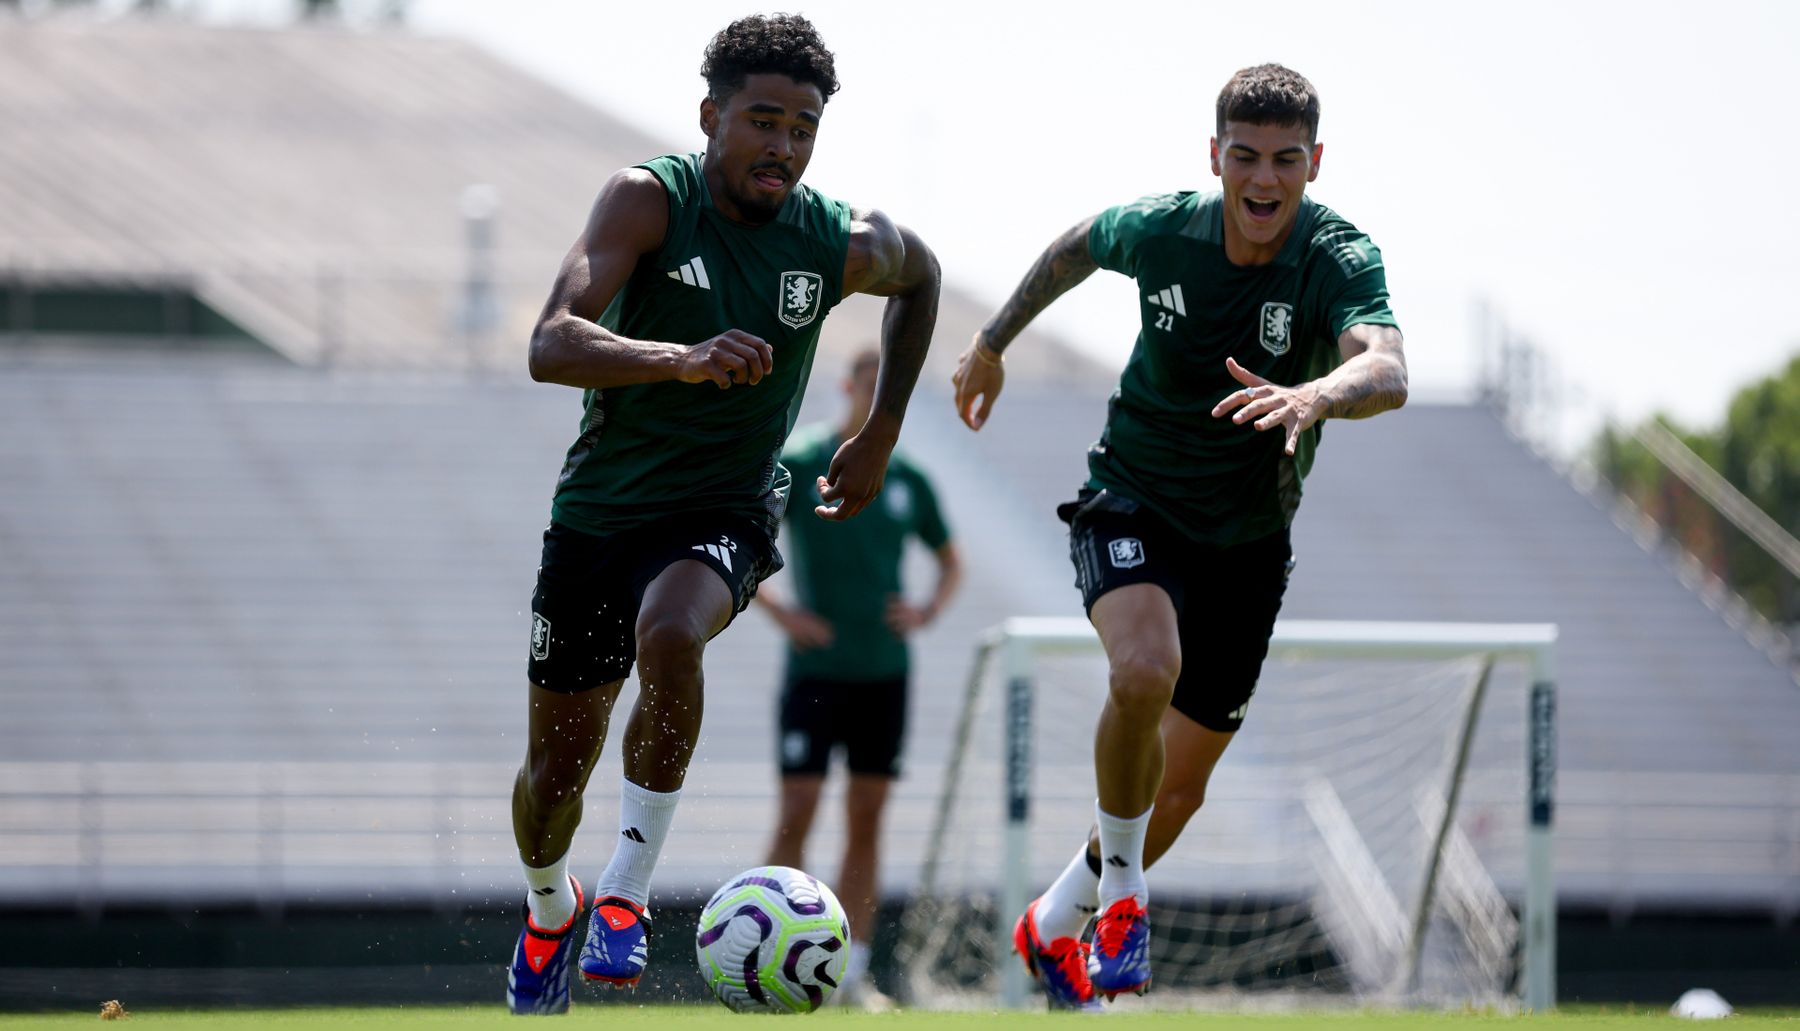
1145, 284, 1187, 315
667, 256, 711, 289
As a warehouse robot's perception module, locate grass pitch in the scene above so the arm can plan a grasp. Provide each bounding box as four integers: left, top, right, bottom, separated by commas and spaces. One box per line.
6, 1006, 1800, 1029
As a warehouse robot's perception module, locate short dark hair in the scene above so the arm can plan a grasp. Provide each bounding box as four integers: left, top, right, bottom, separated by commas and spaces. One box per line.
701, 13, 840, 106
1215, 63, 1320, 143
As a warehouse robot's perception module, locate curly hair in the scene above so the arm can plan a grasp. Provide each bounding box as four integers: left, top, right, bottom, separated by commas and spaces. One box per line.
1215, 64, 1320, 142
701, 13, 840, 105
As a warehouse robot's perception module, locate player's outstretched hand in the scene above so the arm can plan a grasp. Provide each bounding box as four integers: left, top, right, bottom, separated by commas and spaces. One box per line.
815, 431, 895, 521
1211, 357, 1323, 456
951, 336, 1005, 431
678, 329, 773, 389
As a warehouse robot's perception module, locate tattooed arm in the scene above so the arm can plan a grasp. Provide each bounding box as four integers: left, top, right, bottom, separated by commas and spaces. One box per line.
1316, 323, 1409, 418
951, 217, 1100, 430
814, 207, 942, 522
976, 217, 1100, 356
1210, 323, 1409, 454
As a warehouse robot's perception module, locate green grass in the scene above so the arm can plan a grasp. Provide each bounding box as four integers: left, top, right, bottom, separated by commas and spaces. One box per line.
6, 1006, 1800, 1029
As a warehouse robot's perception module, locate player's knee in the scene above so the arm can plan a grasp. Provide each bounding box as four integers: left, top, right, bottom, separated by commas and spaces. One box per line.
1108, 652, 1179, 711
634, 615, 706, 681
1158, 781, 1207, 821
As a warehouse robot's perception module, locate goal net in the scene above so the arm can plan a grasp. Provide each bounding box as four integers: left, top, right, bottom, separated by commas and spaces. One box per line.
894, 618, 1556, 1011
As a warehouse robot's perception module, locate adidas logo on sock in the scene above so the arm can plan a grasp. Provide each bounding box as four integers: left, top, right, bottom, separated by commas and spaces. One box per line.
621, 827, 647, 843
666, 256, 711, 289
1106, 854, 1129, 868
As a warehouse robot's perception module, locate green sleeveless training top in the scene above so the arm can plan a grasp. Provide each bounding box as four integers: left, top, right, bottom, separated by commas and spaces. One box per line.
1085, 191, 1400, 546
550, 153, 853, 537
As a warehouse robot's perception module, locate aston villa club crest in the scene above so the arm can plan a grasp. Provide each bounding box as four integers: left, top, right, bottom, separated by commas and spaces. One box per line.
779, 270, 823, 328
1259, 301, 1293, 356
531, 613, 551, 661
1108, 538, 1145, 569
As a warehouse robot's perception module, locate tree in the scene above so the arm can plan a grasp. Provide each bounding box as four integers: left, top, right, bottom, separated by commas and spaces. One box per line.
1594, 352, 1800, 627
1715, 354, 1800, 621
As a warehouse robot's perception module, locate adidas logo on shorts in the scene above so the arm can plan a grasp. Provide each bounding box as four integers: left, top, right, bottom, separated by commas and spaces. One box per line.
692, 543, 733, 572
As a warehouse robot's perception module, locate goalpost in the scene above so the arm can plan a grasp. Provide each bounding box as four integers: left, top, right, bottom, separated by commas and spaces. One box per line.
896, 617, 1557, 1011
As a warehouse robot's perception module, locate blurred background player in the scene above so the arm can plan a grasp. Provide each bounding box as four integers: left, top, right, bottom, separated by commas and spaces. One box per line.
756, 346, 963, 1010
950, 63, 1408, 1006
506, 14, 941, 1016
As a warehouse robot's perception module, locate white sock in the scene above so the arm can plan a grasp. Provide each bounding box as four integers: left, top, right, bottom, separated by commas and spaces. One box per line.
844, 942, 872, 989
594, 778, 682, 908
523, 852, 576, 930
1095, 801, 1152, 907
1033, 843, 1101, 942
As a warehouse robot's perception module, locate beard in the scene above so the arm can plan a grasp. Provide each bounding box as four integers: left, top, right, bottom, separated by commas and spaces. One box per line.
723, 181, 787, 223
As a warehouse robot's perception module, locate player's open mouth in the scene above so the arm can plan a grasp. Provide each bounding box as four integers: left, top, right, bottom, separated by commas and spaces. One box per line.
751, 169, 788, 191
1244, 198, 1280, 221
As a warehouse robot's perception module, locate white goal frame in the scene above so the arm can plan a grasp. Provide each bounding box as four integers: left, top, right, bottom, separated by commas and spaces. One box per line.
977, 617, 1558, 1011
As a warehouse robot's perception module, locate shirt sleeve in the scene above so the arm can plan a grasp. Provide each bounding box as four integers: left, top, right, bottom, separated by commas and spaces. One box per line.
1087, 194, 1180, 277
909, 467, 951, 550
1318, 230, 1400, 340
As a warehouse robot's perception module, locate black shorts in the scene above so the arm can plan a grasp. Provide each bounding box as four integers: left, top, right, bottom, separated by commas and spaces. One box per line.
528, 514, 782, 693
777, 673, 908, 778
1061, 489, 1294, 733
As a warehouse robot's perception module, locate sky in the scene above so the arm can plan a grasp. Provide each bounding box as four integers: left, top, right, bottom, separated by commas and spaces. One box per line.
92, 0, 1800, 435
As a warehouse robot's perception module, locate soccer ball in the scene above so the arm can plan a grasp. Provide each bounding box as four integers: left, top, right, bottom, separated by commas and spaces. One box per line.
694, 865, 851, 1013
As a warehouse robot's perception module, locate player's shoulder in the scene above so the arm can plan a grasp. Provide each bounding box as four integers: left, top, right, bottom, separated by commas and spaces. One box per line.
1092, 192, 1220, 262
592, 161, 671, 207
1103, 190, 1204, 232
796, 179, 849, 213
581, 165, 673, 255
1300, 198, 1384, 278
628, 152, 697, 194
775, 180, 853, 242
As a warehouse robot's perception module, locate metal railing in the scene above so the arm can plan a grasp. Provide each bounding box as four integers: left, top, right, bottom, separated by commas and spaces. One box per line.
1477, 301, 1798, 673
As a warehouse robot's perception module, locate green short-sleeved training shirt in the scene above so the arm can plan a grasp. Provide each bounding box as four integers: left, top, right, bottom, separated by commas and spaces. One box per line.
549, 154, 854, 537
1085, 191, 1400, 545
777, 424, 951, 681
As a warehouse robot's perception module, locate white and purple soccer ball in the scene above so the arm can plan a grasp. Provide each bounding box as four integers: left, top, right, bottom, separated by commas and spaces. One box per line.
694, 865, 851, 1013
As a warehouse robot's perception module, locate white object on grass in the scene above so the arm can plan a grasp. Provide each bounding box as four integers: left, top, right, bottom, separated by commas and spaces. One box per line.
1672, 988, 1733, 1019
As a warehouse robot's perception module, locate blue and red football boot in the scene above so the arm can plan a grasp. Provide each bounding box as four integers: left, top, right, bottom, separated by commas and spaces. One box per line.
579, 895, 653, 988
1012, 898, 1099, 1010
506, 876, 585, 1015
1087, 895, 1152, 1000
